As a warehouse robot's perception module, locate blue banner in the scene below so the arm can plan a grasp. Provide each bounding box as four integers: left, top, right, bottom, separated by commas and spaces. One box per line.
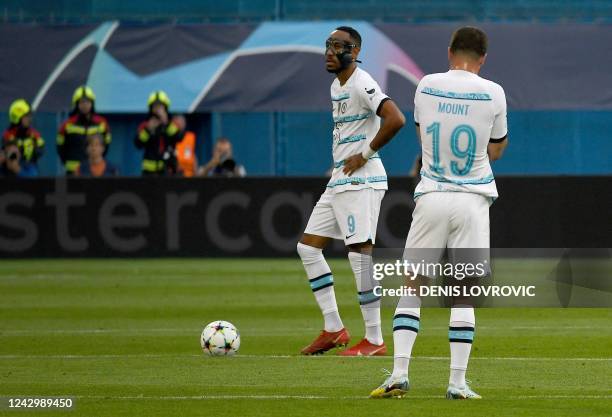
1, 22, 611, 112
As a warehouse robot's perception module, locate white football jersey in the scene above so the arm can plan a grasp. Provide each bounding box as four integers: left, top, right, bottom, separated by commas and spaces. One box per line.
414, 70, 507, 200
327, 67, 389, 194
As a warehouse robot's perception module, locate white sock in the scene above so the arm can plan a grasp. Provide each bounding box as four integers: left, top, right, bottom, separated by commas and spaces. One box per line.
449, 307, 475, 388
297, 242, 343, 332
348, 252, 382, 345
391, 296, 421, 379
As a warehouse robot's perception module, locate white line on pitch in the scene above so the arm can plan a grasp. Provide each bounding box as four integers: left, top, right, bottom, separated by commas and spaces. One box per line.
236, 355, 612, 361
516, 395, 612, 399
0, 354, 610, 362
0, 354, 202, 359
0, 329, 196, 334
255, 355, 612, 362
76, 394, 365, 400
62, 394, 612, 400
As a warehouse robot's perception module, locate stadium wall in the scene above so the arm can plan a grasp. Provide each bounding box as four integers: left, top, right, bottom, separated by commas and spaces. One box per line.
5, 110, 610, 176
0, 177, 609, 258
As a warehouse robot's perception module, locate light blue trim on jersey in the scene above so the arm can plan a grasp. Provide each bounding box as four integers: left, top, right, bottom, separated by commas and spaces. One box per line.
326, 175, 388, 188
367, 175, 388, 183
337, 133, 366, 145
327, 177, 366, 187
333, 154, 380, 168
421, 87, 491, 101
421, 170, 495, 185
333, 112, 372, 123
331, 92, 350, 101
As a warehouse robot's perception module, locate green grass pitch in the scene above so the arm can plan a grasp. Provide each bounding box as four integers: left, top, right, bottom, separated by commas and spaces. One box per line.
0, 259, 611, 416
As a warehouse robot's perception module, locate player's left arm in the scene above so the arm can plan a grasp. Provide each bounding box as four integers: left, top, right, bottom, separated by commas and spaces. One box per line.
488, 136, 507, 161
487, 83, 508, 162
343, 99, 405, 175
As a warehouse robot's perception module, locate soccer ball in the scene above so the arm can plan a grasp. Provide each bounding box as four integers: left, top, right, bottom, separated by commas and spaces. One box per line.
200, 320, 240, 356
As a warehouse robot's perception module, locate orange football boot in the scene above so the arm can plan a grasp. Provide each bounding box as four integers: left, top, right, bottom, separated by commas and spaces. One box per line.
301, 328, 350, 355
339, 338, 387, 356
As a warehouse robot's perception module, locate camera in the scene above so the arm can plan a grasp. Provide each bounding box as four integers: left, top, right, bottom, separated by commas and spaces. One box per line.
162, 146, 178, 173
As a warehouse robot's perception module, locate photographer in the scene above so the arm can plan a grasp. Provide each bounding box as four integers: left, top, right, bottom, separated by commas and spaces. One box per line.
134, 91, 184, 176
0, 143, 23, 177
198, 137, 246, 177
3, 99, 45, 177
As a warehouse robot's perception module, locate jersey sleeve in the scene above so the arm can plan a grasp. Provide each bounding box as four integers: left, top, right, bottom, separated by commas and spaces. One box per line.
413, 77, 427, 125
414, 75, 429, 126
490, 84, 508, 140
357, 72, 389, 116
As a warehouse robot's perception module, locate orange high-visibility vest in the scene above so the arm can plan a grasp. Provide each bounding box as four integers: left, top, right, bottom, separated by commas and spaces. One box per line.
176, 131, 197, 177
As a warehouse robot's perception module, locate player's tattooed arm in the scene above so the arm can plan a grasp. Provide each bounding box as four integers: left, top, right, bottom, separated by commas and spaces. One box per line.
342, 100, 405, 175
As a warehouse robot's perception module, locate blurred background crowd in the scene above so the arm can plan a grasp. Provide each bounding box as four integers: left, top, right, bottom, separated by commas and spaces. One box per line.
1, 1, 610, 179
1, 89, 245, 178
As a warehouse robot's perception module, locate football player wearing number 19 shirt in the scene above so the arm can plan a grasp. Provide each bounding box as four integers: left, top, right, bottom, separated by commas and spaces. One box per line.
370, 26, 508, 399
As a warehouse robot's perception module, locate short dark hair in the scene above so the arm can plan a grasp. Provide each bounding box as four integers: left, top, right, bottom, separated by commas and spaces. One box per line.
449, 26, 487, 58
335, 26, 361, 47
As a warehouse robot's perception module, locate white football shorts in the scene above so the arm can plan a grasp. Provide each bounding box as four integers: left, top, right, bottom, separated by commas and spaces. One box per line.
404, 192, 490, 277
304, 188, 385, 245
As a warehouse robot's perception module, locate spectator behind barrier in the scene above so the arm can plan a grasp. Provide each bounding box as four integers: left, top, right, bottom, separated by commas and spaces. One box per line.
76, 133, 118, 177
3, 99, 45, 177
173, 115, 198, 177
199, 137, 246, 177
57, 86, 111, 176
135, 90, 184, 176
0, 143, 23, 177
